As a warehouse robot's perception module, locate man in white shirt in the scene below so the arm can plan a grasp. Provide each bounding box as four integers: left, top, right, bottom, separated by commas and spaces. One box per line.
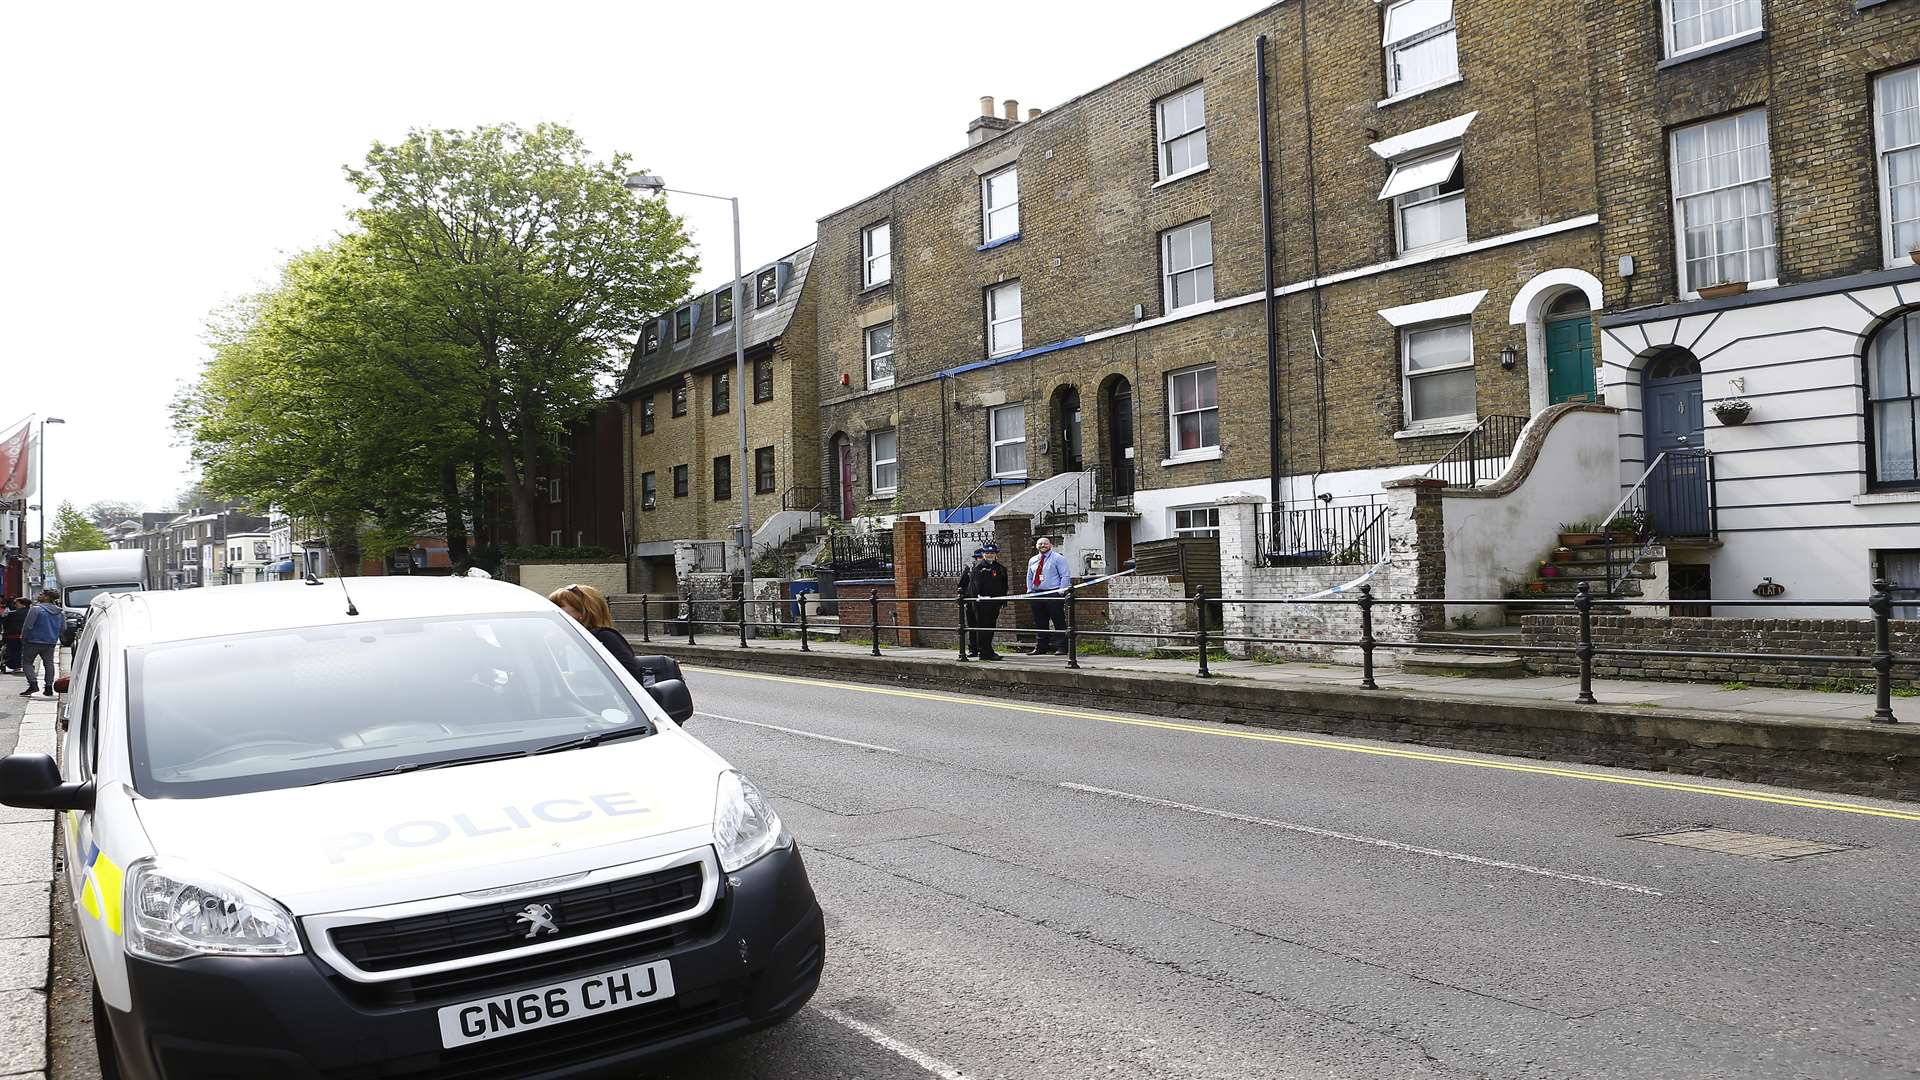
1025, 536, 1071, 655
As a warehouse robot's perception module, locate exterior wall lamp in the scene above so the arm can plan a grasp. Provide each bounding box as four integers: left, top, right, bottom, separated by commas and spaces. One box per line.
1499, 344, 1518, 371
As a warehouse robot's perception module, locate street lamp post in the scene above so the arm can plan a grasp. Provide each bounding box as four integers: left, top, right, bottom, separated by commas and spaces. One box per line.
36, 417, 65, 591
623, 174, 754, 627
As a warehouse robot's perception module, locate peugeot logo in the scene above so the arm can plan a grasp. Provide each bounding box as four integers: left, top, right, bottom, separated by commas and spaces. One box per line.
515, 903, 560, 939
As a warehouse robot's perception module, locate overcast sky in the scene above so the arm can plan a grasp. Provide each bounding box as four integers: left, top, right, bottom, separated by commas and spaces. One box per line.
1, 0, 1256, 535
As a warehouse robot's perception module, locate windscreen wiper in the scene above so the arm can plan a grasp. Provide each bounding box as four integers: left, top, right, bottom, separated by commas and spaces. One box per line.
532, 726, 652, 755
314, 748, 529, 785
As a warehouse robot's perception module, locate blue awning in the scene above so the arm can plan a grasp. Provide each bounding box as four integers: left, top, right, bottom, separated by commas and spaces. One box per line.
273, 558, 295, 573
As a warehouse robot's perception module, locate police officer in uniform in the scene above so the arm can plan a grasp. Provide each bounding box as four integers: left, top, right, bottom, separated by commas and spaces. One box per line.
961, 542, 1010, 660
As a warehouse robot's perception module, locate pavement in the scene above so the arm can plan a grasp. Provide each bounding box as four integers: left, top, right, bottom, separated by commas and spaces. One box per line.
0, 685, 56, 1080
633, 630, 1920, 724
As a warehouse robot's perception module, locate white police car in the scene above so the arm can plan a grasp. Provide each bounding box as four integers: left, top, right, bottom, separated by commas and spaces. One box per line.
0, 576, 823, 1079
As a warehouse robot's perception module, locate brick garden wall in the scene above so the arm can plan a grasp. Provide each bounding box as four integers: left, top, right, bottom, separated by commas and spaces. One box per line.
1522, 615, 1919, 690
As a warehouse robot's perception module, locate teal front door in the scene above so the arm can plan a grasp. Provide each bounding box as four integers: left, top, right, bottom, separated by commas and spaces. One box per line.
1545, 313, 1596, 403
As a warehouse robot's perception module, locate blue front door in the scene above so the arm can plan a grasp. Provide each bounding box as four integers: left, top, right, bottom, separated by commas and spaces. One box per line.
1644, 368, 1709, 537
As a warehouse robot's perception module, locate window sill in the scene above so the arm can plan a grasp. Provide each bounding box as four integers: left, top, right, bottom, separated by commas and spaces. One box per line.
1854, 490, 1920, 506
1152, 165, 1209, 190
868, 378, 896, 391
978, 232, 1020, 252
987, 348, 1023, 360
1394, 420, 1477, 440
1657, 29, 1765, 70
1679, 278, 1779, 302
1160, 448, 1223, 466
1376, 75, 1462, 109
868, 493, 897, 502
861, 280, 892, 296
1395, 237, 1469, 260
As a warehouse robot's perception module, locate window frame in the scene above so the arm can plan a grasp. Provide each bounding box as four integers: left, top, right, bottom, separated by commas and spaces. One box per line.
712, 368, 731, 415
1165, 364, 1220, 461
755, 446, 777, 495
548, 476, 562, 504
714, 286, 734, 327
1669, 108, 1777, 296
1389, 148, 1467, 255
1876, 548, 1920, 619
1382, 0, 1459, 99
869, 428, 899, 495
982, 166, 1019, 244
640, 395, 656, 435
863, 222, 892, 287
672, 464, 689, 498
641, 472, 657, 511
1160, 219, 1215, 313
1875, 64, 1920, 270
987, 279, 1023, 358
1154, 84, 1208, 181
1171, 506, 1221, 538
755, 268, 779, 309
865, 322, 896, 389
673, 307, 693, 342
641, 321, 661, 355
754, 355, 774, 403
990, 403, 1028, 479
1401, 318, 1478, 428
713, 455, 732, 502
1660, 0, 1762, 60
671, 381, 687, 417
1867, 309, 1920, 492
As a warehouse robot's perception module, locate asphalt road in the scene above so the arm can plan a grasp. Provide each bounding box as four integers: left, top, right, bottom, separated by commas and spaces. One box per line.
39, 665, 1920, 1079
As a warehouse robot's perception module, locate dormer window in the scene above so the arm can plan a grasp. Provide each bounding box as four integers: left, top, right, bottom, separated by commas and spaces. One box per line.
714, 286, 733, 326
674, 307, 693, 342
642, 321, 660, 355
756, 267, 779, 308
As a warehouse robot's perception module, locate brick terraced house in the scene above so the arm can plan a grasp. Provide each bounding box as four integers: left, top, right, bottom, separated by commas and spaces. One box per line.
1586, 0, 1920, 614
614, 244, 821, 585
811, 0, 1610, 575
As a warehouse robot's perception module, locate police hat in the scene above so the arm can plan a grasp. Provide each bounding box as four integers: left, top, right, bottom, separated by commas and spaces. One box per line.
971, 548, 984, 558
979, 542, 1000, 554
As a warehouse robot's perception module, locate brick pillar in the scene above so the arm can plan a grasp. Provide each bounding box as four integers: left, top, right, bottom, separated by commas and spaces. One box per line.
993, 513, 1035, 643
1382, 477, 1447, 633
1214, 495, 1265, 656
892, 518, 926, 645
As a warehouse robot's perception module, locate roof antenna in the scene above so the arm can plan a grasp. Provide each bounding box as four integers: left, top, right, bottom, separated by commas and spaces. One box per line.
337, 577, 360, 617
303, 569, 321, 585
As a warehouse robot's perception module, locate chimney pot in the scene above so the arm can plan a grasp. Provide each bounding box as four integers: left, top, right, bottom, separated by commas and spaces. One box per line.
1027, 107, 1042, 121
1004, 98, 1020, 121
980, 96, 995, 117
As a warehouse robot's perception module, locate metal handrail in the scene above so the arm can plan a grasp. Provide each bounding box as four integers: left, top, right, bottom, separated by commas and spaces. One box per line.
944, 475, 1028, 524
1422, 414, 1528, 488
781, 485, 827, 513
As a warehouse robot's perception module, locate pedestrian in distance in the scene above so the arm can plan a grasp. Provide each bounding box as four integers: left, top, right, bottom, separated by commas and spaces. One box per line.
18, 589, 63, 697
962, 543, 1009, 660
1025, 536, 1071, 655
548, 583, 687, 707
1, 596, 26, 674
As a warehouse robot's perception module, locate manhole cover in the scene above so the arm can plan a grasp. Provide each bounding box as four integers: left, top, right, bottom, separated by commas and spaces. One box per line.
1627, 827, 1852, 861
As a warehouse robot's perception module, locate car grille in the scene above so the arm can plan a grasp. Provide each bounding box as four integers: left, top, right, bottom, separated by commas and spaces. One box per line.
326, 908, 719, 1008
327, 861, 704, 975
321, 992, 745, 1080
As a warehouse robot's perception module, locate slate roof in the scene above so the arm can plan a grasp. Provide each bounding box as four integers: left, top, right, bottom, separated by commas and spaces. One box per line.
616, 242, 816, 399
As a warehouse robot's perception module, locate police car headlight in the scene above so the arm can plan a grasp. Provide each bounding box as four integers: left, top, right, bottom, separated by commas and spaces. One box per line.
125, 859, 302, 960
712, 770, 791, 873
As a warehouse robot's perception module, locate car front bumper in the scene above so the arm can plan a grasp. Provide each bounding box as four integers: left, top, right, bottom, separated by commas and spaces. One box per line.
105, 844, 824, 1080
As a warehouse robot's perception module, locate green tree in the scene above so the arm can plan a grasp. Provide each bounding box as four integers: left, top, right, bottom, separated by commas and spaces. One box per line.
174, 239, 470, 575
82, 500, 144, 528
48, 501, 110, 553
346, 123, 695, 545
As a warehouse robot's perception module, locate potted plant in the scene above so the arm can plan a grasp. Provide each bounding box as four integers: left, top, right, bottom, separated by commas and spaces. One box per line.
1910, 247, 1920, 266
1712, 398, 1753, 425
1558, 521, 1604, 546
1699, 279, 1748, 299
1538, 560, 1560, 578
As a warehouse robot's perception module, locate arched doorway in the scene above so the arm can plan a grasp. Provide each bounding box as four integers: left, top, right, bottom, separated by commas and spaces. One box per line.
1051, 385, 1084, 473
1544, 290, 1596, 403
1640, 347, 1708, 536
1099, 375, 1134, 500
829, 433, 854, 520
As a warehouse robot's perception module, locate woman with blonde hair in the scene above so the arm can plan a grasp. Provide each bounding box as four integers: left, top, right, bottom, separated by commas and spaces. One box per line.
549, 583, 652, 685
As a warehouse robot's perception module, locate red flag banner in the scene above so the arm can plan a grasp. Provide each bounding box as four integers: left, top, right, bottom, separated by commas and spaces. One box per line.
0, 420, 33, 501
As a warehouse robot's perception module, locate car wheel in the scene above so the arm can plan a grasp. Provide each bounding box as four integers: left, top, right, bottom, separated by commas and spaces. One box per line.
92, 983, 126, 1080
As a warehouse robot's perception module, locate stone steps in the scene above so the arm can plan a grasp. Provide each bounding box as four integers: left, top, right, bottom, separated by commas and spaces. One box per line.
1400, 652, 1530, 678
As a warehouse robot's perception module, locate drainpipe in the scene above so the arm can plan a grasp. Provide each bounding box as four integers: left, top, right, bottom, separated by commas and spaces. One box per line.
1257, 33, 1280, 511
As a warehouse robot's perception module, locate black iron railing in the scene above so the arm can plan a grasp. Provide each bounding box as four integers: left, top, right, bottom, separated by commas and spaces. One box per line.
822, 530, 893, 574
1423, 414, 1528, 488
1256, 497, 1389, 567
781, 485, 827, 513
625, 578, 1914, 724
923, 526, 995, 578
1598, 447, 1717, 597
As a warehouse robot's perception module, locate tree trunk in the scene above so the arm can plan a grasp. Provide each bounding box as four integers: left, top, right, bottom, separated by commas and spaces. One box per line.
441, 459, 470, 565
327, 519, 364, 578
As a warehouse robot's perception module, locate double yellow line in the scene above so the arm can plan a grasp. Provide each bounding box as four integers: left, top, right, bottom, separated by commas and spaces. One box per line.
687, 665, 1920, 823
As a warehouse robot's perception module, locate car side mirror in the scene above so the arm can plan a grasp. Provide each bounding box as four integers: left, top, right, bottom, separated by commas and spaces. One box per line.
0, 754, 93, 812
646, 679, 695, 725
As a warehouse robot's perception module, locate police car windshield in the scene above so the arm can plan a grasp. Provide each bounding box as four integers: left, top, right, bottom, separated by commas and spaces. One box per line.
127, 612, 653, 798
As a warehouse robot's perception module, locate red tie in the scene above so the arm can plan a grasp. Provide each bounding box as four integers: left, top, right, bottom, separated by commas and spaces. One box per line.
1033, 556, 1044, 589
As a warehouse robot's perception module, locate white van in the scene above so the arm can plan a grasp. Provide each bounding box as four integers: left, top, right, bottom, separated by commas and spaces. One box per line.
52, 549, 146, 646
0, 576, 824, 1079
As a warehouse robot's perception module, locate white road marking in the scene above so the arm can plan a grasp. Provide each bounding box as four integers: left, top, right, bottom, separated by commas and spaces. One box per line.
695, 712, 899, 754
1061, 782, 1664, 897
816, 1006, 970, 1079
